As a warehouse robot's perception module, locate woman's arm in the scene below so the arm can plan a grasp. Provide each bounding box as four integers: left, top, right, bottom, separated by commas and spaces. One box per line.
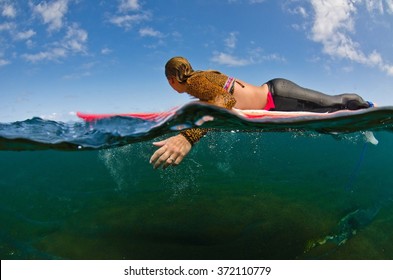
150, 74, 236, 169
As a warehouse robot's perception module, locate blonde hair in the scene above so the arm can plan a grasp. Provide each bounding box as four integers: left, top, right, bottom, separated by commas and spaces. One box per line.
165, 56, 222, 83
165, 56, 195, 83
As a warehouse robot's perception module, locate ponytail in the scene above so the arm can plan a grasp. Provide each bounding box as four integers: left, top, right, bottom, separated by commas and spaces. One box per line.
165, 57, 195, 83
165, 56, 222, 83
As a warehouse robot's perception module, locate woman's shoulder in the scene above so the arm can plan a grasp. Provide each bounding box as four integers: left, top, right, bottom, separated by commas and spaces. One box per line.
188, 70, 227, 83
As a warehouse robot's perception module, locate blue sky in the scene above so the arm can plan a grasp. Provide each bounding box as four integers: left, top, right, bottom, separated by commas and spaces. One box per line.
1, 0, 393, 122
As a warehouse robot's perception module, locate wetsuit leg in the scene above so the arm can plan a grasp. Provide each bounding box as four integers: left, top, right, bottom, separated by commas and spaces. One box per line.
266, 78, 370, 112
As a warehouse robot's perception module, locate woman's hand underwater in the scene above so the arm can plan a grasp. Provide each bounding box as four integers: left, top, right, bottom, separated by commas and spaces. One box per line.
150, 134, 192, 169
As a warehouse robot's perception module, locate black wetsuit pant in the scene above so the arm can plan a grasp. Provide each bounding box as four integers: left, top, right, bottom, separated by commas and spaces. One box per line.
266, 78, 370, 113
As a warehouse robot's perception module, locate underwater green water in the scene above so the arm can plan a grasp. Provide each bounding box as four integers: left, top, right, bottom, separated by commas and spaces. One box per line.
1, 131, 393, 260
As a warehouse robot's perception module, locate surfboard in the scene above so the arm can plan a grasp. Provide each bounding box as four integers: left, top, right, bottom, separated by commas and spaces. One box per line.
76, 111, 173, 122
76, 107, 353, 122
77, 104, 392, 135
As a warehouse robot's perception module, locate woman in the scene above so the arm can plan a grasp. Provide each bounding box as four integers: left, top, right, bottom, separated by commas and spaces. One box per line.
150, 56, 373, 169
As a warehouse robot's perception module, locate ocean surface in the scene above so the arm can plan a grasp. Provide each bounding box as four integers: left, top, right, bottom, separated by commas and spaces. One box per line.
1, 103, 393, 260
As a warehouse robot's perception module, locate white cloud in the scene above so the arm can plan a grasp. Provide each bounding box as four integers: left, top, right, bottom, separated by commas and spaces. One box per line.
101, 47, 112, 55
288, 5, 308, 18
119, 0, 140, 12
212, 32, 240, 65
21, 25, 88, 62
109, 0, 150, 30
364, 0, 393, 14
109, 13, 150, 29
33, 0, 69, 32
386, 0, 393, 13
212, 30, 286, 67
139, 27, 164, 38
366, 0, 384, 13
260, 53, 286, 62
224, 32, 238, 49
2, 1, 89, 65
22, 48, 67, 63
2, 3, 16, 18
211, 52, 250, 67
0, 21, 16, 31
309, 0, 393, 76
63, 24, 88, 53
0, 57, 10, 66
382, 64, 393, 76
311, 0, 356, 42
14, 29, 36, 41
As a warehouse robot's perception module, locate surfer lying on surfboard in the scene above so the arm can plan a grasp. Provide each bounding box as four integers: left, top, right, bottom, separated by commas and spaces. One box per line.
150, 56, 374, 169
